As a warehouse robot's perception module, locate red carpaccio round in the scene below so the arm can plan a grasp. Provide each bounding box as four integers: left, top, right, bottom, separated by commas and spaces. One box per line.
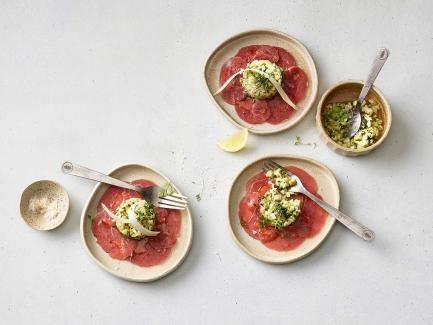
91, 179, 181, 267
239, 166, 327, 251
219, 45, 308, 125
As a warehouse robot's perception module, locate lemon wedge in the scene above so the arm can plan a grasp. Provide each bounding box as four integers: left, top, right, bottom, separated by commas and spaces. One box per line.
217, 128, 248, 152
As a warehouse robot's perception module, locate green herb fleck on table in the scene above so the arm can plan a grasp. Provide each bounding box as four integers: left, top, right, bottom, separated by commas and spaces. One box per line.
294, 136, 317, 148
195, 193, 201, 202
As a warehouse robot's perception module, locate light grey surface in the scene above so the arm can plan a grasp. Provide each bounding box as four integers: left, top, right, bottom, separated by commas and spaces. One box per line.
1, 1, 432, 324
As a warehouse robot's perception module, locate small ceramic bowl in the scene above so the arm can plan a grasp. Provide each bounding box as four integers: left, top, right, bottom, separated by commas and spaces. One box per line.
20, 180, 69, 230
316, 80, 392, 156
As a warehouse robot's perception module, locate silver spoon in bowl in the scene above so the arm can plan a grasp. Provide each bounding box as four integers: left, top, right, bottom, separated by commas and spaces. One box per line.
347, 47, 390, 138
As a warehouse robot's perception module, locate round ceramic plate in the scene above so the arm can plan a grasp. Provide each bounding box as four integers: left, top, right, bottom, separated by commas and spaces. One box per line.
204, 29, 318, 134
228, 155, 339, 264
80, 163, 193, 282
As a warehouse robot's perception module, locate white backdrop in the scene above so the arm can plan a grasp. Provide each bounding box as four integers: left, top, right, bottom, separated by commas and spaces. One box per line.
1, 1, 432, 324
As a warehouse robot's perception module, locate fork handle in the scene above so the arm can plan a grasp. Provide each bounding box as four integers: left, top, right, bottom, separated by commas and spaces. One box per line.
301, 189, 375, 241
61, 161, 140, 192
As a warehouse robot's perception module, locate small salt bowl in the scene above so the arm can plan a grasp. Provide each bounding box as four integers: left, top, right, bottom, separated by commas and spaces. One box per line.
20, 180, 69, 231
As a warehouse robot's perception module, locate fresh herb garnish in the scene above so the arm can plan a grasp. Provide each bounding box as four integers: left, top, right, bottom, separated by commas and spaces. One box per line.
294, 136, 317, 148
158, 182, 175, 197
254, 72, 268, 86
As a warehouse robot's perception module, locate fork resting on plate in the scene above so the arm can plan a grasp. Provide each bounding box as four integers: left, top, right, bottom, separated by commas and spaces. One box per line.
61, 162, 187, 210
263, 160, 374, 241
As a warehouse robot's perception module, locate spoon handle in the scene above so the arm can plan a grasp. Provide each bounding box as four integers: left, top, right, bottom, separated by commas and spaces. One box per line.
301, 189, 375, 241
358, 47, 390, 104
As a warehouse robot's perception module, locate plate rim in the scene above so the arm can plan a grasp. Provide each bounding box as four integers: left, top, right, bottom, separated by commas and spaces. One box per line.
80, 162, 193, 282
204, 28, 319, 135
227, 154, 339, 264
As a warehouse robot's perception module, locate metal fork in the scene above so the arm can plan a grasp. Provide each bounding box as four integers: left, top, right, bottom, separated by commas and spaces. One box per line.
61, 162, 187, 210
263, 160, 374, 241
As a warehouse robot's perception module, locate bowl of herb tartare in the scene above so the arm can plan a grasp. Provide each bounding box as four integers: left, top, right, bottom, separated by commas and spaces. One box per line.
316, 80, 391, 156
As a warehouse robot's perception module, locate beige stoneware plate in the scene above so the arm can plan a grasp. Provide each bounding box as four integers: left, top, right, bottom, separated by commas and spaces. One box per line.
228, 155, 339, 263
80, 163, 193, 282
204, 29, 318, 134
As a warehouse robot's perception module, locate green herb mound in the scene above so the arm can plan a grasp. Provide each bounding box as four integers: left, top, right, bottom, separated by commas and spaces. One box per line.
241, 60, 282, 99
115, 198, 156, 239
259, 168, 301, 230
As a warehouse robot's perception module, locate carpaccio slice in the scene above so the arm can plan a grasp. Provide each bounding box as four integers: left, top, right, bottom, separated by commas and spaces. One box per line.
234, 98, 272, 124
282, 67, 309, 104
266, 96, 295, 125
219, 44, 308, 125
275, 46, 296, 69
252, 45, 279, 62
219, 56, 246, 105
91, 179, 181, 267
235, 45, 260, 62
238, 166, 327, 251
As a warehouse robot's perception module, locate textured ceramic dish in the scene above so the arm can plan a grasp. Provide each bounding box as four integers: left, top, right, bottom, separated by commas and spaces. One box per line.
80, 163, 193, 282
204, 29, 318, 135
228, 155, 339, 264
20, 180, 69, 231
316, 80, 392, 156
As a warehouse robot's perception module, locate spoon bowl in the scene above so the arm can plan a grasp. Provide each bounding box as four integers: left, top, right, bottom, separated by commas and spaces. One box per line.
347, 47, 389, 138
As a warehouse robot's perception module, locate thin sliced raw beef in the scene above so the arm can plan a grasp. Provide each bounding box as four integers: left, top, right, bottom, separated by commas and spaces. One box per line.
219, 56, 246, 105
236, 45, 260, 62
267, 95, 295, 124
239, 192, 260, 238
219, 59, 233, 83
92, 179, 182, 267
253, 45, 279, 62
235, 98, 266, 124
156, 208, 181, 247
221, 81, 245, 105
131, 239, 171, 267
275, 47, 296, 69
246, 171, 268, 192
239, 192, 260, 222
282, 66, 309, 104
251, 100, 271, 123
132, 208, 181, 267
92, 213, 137, 260
97, 179, 153, 213
257, 226, 279, 243
263, 236, 305, 251
234, 99, 271, 124
238, 166, 327, 251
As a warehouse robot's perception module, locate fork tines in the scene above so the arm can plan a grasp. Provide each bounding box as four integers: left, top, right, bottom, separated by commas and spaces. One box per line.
263, 159, 295, 177
263, 159, 284, 172
157, 194, 188, 210
171, 193, 188, 199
